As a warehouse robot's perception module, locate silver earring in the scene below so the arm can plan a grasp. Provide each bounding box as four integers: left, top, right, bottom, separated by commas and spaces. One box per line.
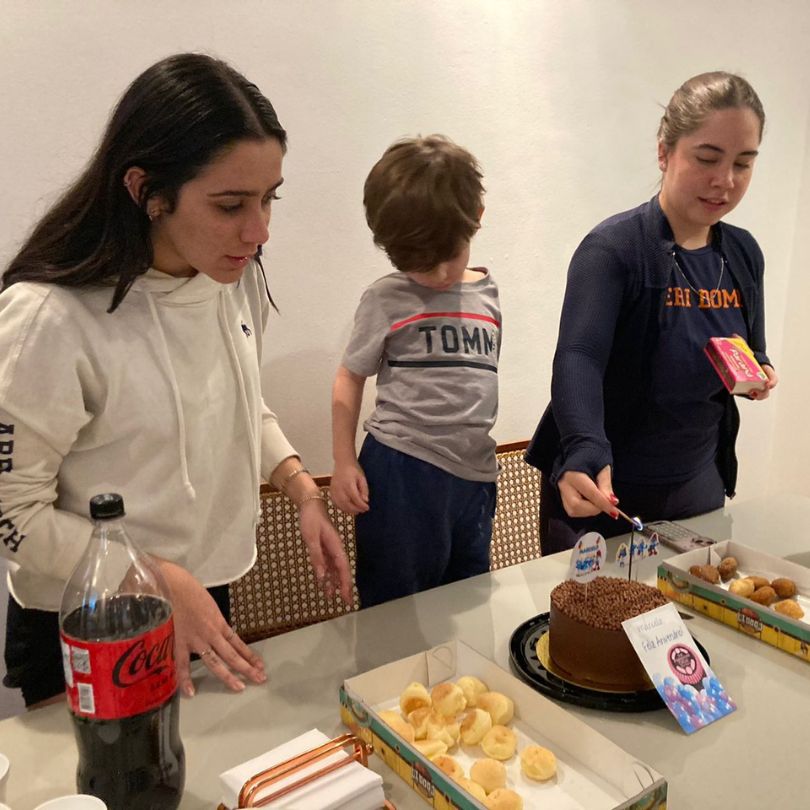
147, 211, 157, 222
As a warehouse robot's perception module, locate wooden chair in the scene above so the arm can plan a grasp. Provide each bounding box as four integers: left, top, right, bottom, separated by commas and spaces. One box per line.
490, 440, 542, 570
229, 477, 360, 644
229, 443, 541, 642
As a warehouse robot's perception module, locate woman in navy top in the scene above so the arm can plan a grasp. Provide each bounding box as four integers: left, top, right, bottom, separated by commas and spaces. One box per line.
527, 71, 778, 553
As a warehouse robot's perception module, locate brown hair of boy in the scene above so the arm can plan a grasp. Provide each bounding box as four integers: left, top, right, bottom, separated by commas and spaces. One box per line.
363, 135, 484, 274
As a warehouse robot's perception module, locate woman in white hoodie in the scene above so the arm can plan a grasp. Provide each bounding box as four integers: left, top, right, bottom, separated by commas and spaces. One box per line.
0, 53, 352, 707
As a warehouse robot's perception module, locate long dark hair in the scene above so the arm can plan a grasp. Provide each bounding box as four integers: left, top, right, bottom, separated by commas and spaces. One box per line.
1, 53, 286, 311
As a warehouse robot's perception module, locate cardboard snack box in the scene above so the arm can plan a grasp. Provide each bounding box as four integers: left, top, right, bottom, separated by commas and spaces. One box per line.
339, 640, 666, 810
658, 539, 810, 663
704, 336, 768, 395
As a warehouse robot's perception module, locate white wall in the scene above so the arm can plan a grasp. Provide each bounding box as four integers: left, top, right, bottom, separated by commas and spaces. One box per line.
1, 0, 808, 501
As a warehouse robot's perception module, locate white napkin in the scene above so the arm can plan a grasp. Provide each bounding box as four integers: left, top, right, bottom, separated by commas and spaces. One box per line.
219, 729, 385, 809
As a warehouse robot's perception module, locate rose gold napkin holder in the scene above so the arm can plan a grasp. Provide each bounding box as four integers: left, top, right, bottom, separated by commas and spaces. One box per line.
216, 731, 395, 808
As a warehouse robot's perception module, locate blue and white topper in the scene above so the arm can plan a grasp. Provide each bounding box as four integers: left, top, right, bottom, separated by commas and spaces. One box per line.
567, 531, 607, 583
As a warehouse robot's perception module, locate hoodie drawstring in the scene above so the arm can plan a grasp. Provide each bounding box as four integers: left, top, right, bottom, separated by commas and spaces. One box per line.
219, 297, 261, 500
145, 294, 197, 500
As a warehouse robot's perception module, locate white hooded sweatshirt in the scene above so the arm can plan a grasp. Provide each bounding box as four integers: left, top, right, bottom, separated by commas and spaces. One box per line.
0, 262, 297, 610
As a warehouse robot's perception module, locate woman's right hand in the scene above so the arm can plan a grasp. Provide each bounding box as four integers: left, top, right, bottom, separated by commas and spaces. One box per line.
153, 559, 267, 697
558, 465, 617, 519
329, 462, 370, 515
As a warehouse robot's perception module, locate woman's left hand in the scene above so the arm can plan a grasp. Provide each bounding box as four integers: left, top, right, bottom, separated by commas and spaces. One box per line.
749, 364, 778, 400
298, 497, 354, 604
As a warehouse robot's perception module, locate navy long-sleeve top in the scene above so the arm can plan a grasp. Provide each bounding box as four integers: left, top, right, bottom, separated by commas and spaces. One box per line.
526, 195, 770, 498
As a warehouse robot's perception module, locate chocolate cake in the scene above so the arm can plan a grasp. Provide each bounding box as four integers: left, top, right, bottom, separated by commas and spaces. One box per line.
548, 576, 667, 691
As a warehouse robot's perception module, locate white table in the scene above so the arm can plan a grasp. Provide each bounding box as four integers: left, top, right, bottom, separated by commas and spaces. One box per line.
1, 494, 808, 809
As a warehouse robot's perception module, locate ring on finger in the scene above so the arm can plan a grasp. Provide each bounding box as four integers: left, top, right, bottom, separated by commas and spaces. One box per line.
199, 647, 215, 659
225, 630, 236, 642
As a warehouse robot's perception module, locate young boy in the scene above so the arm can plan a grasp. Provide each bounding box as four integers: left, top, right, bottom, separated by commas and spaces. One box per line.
331, 135, 501, 608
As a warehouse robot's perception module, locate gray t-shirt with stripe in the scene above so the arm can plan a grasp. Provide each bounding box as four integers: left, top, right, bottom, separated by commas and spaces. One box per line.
342, 269, 500, 481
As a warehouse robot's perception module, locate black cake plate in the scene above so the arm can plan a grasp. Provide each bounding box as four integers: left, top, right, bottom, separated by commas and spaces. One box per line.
509, 612, 710, 713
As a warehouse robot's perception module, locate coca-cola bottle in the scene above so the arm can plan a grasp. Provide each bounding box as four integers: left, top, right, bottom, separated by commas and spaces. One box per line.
59, 493, 185, 810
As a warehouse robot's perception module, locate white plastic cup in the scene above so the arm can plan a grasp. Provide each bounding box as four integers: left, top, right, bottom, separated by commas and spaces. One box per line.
33, 796, 107, 810
0, 752, 8, 802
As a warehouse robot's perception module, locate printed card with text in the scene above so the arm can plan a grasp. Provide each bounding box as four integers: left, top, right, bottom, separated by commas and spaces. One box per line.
622, 602, 736, 734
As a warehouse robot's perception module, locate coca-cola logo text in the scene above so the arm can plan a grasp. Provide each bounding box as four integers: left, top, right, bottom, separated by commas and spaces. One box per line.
113, 628, 175, 688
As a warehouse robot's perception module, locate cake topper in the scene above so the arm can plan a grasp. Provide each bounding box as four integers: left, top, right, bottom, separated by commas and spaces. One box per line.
567, 532, 606, 586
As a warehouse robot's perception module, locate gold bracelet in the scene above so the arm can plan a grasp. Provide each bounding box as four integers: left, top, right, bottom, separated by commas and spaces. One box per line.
297, 492, 328, 509
280, 466, 309, 493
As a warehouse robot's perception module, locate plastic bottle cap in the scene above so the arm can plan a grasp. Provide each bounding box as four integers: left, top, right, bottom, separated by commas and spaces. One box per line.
89, 493, 126, 520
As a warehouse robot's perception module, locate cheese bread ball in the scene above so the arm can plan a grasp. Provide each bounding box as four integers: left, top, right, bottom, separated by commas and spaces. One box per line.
399, 681, 431, 715
481, 725, 517, 760
431, 682, 467, 717
460, 708, 493, 745
476, 691, 514, 725
456, 675, 489, 707
378, 710, 415, 743
470, 757, 507, 794
434, 754, 465, 782
483, 787, 524, 810
520, 745, 557, 781
413, 739, 447, 760
458, 777, 487, 801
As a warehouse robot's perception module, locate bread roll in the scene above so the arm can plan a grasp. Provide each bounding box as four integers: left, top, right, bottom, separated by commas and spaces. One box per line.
772, 578, 798, 599
729, 579, 755, 598
407, 706, 433, 739
773, 599, 804, 619
399, 681, 431, 715
378, 710, 415, 743
470, 757, 506, 794
476, 691, 514, 725
460, 708, 493, 745
458, 777, 487, 801
483, 788, 524, 810
520, 744, 557, 780
480, 725, 517, 760
413, 739, 447, 760
431, 682, 467, 717
456, 675, 488, 707
434, 754, 465, 782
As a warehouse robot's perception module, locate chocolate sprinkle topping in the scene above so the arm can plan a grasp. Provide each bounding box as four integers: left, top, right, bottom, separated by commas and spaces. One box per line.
551, 576, 667, 630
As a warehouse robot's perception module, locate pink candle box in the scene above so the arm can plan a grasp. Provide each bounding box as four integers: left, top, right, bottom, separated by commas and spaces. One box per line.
704, 336, 768, 395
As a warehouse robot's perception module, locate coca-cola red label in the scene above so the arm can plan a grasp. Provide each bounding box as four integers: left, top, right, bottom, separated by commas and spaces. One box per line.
60, 616, 177, 719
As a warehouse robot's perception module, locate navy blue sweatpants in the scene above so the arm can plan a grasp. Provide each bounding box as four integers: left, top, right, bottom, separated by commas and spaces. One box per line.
355, 434, 496, 609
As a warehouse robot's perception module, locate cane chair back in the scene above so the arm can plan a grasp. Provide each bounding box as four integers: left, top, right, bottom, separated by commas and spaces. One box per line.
229, 479, 360, 643
490, 441, 542, 570
230, 443, 541, 642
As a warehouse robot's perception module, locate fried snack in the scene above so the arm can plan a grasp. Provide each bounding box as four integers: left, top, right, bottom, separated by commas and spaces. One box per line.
399, 681, 431, 715
470, 758, 507, 794
728, 579, 755, 598
750, 586, 777, 606
458, 777, 487, 801
434, 754, 465, 782
431, 682, 467, 718
460, 707, 493, 745
407, 706, 433, 740
483, 788, 524, 810
773, 599, 805, 620
481, 725, 517, 760
426, 712, 460, 749
476, 691, 515, 725
771, 578, 798, 599
689, 564, 720, 584
520, 744, 557, 781
747, 575, 770, 590
718, 557, 738, 581
413, 739, 448, 760
456, 675, 488, 707
378, 710, 416, 743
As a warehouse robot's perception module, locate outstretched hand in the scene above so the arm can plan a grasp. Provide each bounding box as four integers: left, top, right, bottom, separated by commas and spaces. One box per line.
558, 465, 617, 520
298, 498, 354, 605
153, 559, 266, 698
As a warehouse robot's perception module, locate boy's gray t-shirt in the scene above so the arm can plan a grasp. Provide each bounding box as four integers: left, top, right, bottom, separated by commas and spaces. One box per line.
342, 269, 500, 481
